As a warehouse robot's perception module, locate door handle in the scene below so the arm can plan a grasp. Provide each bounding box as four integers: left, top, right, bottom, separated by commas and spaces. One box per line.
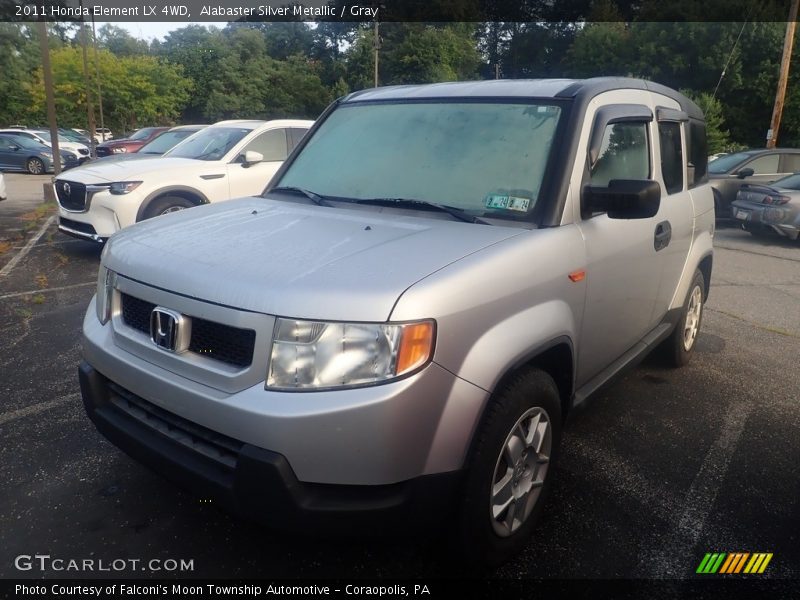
654, 220, 672, 251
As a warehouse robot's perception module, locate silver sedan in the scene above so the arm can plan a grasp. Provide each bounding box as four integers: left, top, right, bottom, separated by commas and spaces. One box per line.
732, 173, 800, 240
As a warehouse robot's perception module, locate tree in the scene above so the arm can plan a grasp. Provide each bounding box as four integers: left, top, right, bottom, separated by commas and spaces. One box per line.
0, 24, 39, 126
681, 91, 733, 154
26, 47, 191, 131
97, 24, 150, 57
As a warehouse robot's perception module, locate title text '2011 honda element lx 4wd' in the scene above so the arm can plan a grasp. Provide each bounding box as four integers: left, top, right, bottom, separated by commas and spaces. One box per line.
79, 78, 714, 565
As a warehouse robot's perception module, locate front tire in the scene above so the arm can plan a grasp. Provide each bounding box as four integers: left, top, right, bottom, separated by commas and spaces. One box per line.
457, 368, 562, 567
27, 157, 45, 175
662, 269, 705, 367
141, 195, 196, 220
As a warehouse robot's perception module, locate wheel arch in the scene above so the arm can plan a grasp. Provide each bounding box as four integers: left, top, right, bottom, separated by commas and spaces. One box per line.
135, 186, 209, 222
462, 337, 575, 468
698, 253, 713, 300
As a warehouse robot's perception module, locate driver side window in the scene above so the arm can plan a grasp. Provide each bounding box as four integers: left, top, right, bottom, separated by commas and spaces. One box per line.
590, 122, 650, 186
243, 129, 288, 162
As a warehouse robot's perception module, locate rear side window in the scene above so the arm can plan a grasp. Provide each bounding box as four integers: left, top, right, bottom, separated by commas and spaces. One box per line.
288, 128, 308, 152
589, 122, 650, 186
746, 154, 779, 174
686, 119, 708, 188
658, 121, 683, 194
780, 153, 800, 173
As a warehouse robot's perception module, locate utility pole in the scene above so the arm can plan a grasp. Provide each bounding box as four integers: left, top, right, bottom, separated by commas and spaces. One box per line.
91, 13, 107, 143
79, 0, 95, 152
767, 0, 799, 148
373, 20, 380, 87
36, 19, 60, 175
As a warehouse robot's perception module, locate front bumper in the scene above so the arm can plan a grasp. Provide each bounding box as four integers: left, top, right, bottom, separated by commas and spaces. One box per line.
731, 200, 800, 239
79, 361, 463, 533
57, 188, 143, 239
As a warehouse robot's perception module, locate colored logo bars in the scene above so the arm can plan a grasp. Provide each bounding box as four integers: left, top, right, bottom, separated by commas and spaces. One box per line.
696, 552, 773, 574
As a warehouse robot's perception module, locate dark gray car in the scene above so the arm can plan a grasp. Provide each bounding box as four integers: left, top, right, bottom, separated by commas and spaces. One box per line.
708, 148, 800, 219
0, 134, 77, 173
732, 174, 800, 240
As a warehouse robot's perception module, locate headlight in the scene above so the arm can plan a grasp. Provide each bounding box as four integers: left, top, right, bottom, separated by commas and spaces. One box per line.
112, 147, 127, 154
95, 265, 117, 324
42, 152, 53, 158
109, 181, 142, 195
267, 318, 435, 390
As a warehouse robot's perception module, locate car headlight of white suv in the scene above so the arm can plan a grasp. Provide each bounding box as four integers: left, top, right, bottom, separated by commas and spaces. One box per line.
266, 318, 435, 390
109, 181, 142, 195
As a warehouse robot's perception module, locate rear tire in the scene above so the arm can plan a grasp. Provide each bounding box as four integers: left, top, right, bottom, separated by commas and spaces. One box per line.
27, 157, 44, 175
662, 269, 705, 367
141, 195, 196, 220
456, 368, 562, 567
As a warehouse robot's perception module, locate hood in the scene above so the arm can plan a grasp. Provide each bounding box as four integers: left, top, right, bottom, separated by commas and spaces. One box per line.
89, 153, 158, 165
105, 198, 524, 321
99, 138, 141, 148
56, 141, 87, 152
56, 156, 209, 183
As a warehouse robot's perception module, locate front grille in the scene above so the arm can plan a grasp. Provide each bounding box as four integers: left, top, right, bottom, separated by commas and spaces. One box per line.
107, 381, 243, 470
59, 217, 97, 235
120, 293, 256, 368
121, 293, 155, 335
55, 180, 87, 210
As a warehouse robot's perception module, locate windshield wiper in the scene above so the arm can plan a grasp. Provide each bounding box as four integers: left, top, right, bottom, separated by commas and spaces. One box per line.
350, 198, 492, 225
270, 186, 335, 208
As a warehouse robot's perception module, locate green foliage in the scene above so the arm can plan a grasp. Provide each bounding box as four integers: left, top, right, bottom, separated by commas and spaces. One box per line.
26, 46, 191, 131
681, 91, 733, 154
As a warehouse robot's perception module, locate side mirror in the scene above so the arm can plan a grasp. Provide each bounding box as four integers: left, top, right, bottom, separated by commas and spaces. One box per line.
241, 151, 263, 167
583, 179, 661, 219
737, 167, 754, 179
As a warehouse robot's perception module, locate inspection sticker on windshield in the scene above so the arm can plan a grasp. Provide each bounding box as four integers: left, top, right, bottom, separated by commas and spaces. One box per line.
485, 194, 531, 212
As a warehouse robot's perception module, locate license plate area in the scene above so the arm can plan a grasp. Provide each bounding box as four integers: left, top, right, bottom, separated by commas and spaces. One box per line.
735, 209, 750, 220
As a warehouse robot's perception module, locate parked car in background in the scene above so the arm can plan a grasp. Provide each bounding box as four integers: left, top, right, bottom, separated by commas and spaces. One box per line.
59, 127, 93, 147
55, 119, 313, 241
732, 174, 800, 240
95, 126, 170, 158
0, 173, 6, 201
93, 128, 113, 143
0, 134, 78, 173
0, 128, 90, 163
90, 125, 208, 164
708, 148, 800, 219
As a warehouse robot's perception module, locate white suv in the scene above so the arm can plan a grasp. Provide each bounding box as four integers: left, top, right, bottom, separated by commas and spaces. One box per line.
55, 119, 312, 242
0, 128, 90, 160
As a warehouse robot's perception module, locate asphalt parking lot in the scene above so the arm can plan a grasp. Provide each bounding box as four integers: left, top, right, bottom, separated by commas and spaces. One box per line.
0, 172, 798, 584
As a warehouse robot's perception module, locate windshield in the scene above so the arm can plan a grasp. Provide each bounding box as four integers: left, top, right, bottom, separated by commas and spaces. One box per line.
59, 130, 82, 141
129, 127, 157, 141
33, 131, 73, 144
165, 127, 251, 161
276, 101, 562, 220
708, 151, 755, 174
139, 129, 199, 154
